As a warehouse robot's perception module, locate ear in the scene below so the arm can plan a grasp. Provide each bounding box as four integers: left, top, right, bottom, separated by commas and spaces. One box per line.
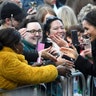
46, 31, 50, 37
5, 18, 11, 26
13, 44, 19, 53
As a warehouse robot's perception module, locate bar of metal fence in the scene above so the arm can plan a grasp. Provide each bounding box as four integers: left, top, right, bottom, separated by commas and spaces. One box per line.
61, 71, 87, 96
61, 76, 71, 96
86, 76, 91, 96
71, 71, 86, 96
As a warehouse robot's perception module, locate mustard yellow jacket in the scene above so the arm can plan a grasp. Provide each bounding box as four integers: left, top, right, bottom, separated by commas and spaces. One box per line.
0, 47, 58, 90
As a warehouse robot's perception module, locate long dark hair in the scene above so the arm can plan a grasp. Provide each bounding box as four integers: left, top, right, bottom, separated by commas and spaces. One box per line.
83, 9, 96, 26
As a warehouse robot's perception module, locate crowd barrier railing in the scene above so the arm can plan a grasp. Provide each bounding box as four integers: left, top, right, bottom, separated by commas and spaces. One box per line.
61, 71, 87, 96
71, 71, 86, 96
0, 84, 47, 96
0, 71, 91, 96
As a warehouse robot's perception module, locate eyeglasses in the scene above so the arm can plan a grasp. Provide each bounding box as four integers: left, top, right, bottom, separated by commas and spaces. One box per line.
26, 29, 42, 34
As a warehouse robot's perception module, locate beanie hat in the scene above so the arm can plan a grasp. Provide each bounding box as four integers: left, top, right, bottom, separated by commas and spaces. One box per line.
0, 1, 26, 22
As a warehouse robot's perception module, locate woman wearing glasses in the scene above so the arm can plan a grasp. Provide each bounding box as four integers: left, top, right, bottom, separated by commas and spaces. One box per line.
23, 19, 43, 51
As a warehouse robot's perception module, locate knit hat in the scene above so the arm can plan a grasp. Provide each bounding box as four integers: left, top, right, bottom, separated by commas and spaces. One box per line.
0, 1, 26, 22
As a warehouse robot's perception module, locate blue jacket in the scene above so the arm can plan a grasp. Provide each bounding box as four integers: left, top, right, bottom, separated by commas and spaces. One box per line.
21, 0, 44, 12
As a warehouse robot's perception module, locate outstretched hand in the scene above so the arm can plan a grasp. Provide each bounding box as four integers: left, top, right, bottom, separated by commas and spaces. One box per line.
80, 48, 92, 58
55, 55, 74, 69
57, 65, 71, 77
39, 46, 57, 62
60, 46, 79, 60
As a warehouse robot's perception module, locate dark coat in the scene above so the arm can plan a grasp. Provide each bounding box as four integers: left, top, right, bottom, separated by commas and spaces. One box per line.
74, 40, 96, 77
22, 40, 39, 64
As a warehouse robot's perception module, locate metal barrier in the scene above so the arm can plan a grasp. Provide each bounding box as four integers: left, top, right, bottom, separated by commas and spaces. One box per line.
0, 71, 89, 96
0, 84, 47, 96
61, 76, 72, 96
71, 71, 86, 96
61, 71, 87, 96
86, 76, 91, 96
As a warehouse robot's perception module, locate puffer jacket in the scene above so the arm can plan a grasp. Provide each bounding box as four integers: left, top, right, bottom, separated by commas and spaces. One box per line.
0, 47, 58, 90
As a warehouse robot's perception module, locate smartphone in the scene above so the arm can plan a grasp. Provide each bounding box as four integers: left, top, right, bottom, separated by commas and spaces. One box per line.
71, 30, 80, 53
71, 30, 79, 46
62, 54, 75, 62
44, 41, 53, 48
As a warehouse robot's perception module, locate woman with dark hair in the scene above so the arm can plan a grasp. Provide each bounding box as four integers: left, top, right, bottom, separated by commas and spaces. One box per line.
59, 9, 96, 96
0, 28, 71, 90
60, 9, 96, 76
42, 16, 71, 96
42, 16, 66, 46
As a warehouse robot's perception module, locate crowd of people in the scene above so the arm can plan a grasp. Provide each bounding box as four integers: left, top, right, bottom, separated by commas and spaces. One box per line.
0, 0, 96, 96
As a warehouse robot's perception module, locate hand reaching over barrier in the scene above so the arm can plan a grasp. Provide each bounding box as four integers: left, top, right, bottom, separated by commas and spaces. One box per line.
57, 65, 71, 77
55, 55, 74, 69
39, 46, 57, 62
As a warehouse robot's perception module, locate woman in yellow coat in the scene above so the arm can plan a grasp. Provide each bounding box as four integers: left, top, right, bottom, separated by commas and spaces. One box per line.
0, 28, 71, 90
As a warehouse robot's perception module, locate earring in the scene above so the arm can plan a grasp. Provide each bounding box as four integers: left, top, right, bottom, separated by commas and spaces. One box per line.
16, 48, 19, 53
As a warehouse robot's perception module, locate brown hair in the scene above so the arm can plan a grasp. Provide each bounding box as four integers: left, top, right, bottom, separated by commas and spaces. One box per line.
35, 4, 57, 24
65, 0, 94, 16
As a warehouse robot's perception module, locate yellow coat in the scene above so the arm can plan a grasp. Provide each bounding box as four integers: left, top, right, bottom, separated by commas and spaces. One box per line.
0, 47, 58, 90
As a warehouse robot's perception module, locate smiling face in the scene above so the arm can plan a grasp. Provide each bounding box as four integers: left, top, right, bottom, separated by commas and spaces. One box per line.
82, 20, 96, 41
24, 22, 43, 45
48, 20, 66, 39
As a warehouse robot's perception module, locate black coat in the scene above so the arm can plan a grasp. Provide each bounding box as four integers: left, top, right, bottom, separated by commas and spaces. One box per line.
23, 50, 39, 63
74, 40, 96, 77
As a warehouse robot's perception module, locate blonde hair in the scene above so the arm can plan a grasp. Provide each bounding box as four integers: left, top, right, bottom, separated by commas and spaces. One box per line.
57, 5, 78, 30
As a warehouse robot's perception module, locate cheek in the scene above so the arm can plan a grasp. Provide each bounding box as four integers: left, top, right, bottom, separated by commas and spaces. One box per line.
50, 30, 57, 35
27, 33, 34, 38
18, 44, 23, 54
20, 45, 23, 50
90, 29, 96, 35
25, 35, 34, 42
39, 33, 43, 37
14, 21, 19, 25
